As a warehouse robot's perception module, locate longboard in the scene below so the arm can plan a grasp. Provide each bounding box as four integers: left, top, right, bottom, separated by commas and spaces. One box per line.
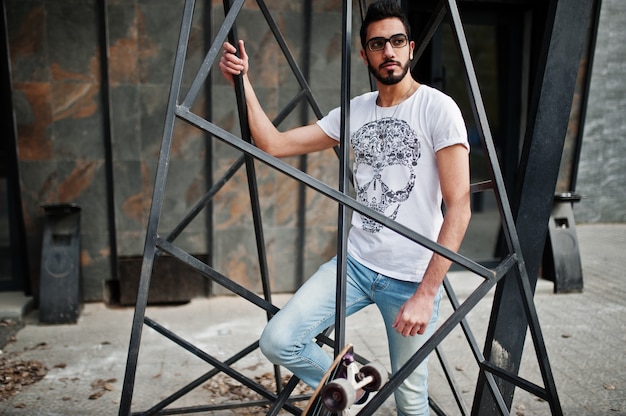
302, 343, 387, 415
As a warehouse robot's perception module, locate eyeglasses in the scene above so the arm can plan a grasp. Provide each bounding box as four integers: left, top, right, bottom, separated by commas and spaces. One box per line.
366, 34, 408, 52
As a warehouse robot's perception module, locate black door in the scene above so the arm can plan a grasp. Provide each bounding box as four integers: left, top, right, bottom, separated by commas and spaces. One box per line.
1, 3, 29, 293
408, 2, 527, 264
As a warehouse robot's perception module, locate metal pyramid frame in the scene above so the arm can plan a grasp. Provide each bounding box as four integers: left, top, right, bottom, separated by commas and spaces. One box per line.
118, 0, 563, 415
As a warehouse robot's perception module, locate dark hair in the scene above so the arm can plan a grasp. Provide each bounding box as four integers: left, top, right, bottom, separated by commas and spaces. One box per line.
360, 0, 411, 50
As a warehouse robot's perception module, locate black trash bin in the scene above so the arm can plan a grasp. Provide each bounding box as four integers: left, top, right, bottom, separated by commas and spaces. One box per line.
542, 192, 583, 293
39, 203, 82, 324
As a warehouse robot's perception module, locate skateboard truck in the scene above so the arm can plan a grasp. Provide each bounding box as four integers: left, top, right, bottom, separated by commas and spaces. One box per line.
321, 353, 387, 413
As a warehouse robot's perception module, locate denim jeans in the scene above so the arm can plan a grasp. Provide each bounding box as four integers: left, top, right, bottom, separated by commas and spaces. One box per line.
259, 255, 442, 416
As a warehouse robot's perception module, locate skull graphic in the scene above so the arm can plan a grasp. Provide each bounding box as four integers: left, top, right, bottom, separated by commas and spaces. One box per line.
352, 118, 421, 233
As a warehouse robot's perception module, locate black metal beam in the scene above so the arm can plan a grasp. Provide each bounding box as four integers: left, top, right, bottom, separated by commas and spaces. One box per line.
118, 1, 198, 413
119, 1, 567, 415
334, 0, 352, 359
473, 0, 597, 413
177, 106, 494, 279
224, 0, 274, 323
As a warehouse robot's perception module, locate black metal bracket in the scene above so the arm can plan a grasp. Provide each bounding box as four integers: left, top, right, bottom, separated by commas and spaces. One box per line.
118, 0, 563, 415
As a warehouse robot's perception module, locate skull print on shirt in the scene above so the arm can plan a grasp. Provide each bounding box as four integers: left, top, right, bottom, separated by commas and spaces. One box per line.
352, 117, 421, 233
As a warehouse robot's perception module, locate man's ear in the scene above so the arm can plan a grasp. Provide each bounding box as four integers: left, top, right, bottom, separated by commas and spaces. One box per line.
360, 49, 369, 66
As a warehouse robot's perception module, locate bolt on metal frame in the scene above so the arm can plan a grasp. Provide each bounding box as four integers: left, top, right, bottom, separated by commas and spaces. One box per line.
118, 0, 563, 415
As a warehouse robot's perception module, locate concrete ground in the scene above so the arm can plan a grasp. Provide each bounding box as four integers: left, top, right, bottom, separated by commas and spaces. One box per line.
0, 223, 624, 416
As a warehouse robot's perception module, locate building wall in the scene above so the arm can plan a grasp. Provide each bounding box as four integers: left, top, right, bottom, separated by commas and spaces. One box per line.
7, 0, 112, 301
574, 0, 626, 223
6, 0, 364, 301
5, 0, 624, 302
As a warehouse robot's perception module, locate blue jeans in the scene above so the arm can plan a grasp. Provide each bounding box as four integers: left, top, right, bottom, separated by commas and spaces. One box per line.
259, 255, 442, 416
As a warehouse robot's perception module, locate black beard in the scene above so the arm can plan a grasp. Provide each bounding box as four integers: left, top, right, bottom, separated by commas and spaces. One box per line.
368, 59, 410, 85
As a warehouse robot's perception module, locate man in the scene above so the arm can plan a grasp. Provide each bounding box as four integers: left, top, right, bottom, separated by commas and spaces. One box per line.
219, 1, 470, 414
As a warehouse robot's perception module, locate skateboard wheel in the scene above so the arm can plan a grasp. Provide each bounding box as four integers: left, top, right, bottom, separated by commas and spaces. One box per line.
360, 362, 388, 392
321, 378, 356, 412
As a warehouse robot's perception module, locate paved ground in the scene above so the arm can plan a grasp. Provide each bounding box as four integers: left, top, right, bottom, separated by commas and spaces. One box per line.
0, 223, 624, 416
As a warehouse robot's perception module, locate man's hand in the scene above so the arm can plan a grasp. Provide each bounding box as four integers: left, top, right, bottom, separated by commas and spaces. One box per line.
219, 40, 249, 85
392, 291, 435, 337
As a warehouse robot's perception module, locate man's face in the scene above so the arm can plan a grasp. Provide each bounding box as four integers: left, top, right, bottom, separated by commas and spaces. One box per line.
361, 18, 414, 85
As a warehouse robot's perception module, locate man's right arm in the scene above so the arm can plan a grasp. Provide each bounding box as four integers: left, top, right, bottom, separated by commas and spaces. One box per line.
220, 40, 337, 157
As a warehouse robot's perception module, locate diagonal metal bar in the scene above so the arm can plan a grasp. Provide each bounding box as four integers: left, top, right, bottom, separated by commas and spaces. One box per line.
157, 237, 280, 315
412, 0, 446, 67
435, 346, 470, 416
256, 0, 354, 176
176, 106, 496, 280
357, 277, 500, 416
444, 1, 562, 414
255, 0, 324, 119
478, 361, 551, 401
166, 84, 311, 246
224, 0, 284, 393
142, 317, 303, 415
256, 0, 352, 180
429, 397, 448, 416
134, 398, 306, 416
509, 260, 563, 410
470, 180, 494, 194
443, 0, 518, 254
264, 375, 303, 416
443, 278, 510, 415
224, 0, 274, 319
118, 1, 197, 414
136, 340, 260, 415
491, 253, 518, 280
181, 0, 244, 108
166, 154, 245, 243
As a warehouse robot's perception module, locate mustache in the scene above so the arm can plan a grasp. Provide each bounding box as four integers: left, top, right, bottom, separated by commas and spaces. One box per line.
379, 59, 401, 70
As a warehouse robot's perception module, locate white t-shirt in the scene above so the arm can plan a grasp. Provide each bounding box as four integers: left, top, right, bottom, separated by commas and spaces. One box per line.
316, 85, 468, 282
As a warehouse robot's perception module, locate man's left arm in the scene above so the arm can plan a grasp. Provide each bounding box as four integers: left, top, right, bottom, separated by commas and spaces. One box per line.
392, 143, 471, 337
